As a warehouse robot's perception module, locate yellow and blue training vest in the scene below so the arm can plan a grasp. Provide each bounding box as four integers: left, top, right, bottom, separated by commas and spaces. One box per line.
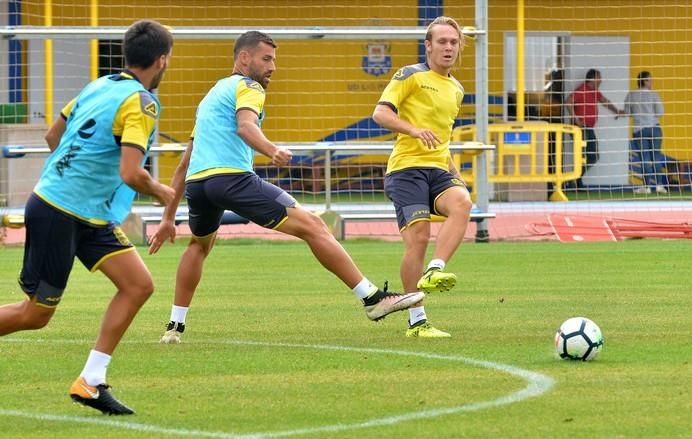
186, 73, 266, 180
34, 74, 159, 224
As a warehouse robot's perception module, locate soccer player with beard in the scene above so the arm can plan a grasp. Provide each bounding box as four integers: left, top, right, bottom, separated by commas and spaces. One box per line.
150, 31, 423, 343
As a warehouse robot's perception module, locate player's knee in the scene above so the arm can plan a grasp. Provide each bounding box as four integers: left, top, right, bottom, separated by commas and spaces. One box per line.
415, 230, 431, 246
139, 278, 155, 298
313, 216, 332, 235
189, 236, 214, 257
22, 305, 55, 330
299, 212, 331, 239
461, 194, 473, 213
449, 192, 473, 216
126, 276, 155, 301
406, 224, 431, 247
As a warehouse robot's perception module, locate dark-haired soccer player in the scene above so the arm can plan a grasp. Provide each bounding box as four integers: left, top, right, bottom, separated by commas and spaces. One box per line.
149, 30, 423, 343
372, 16, 472, 338
0, 20, 175, 415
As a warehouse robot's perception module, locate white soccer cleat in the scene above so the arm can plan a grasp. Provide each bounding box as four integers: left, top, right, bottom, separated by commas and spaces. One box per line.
160, 321, 185, 344
363, 286, 425, 321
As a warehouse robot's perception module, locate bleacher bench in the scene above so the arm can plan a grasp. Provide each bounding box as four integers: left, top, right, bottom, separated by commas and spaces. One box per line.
139, 211, 249, 245
0, 211, 250, 246
4, 209, 494, 243
336, 210, 496, 240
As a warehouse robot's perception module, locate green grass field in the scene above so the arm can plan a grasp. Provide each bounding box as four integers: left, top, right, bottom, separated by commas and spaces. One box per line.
0, 239, 690, 438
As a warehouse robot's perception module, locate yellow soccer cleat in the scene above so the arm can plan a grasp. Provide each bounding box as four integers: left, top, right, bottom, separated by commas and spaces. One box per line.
416, 268, 457, 293
405, 321, 451, 338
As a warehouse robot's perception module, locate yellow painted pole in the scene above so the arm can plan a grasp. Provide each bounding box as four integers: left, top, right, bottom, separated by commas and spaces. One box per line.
44, 0, 53, 125
90, 0, 98, 80
516, 0, 525, 122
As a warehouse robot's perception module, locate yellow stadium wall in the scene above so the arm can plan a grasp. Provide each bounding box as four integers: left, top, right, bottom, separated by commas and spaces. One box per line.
22, 0, 692, 184
23, 0, 423, 181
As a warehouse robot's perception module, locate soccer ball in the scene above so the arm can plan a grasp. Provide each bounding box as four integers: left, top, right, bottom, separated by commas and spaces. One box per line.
554, 317, 604, 361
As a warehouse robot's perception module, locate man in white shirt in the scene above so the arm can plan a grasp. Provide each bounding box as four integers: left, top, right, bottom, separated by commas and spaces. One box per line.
624, 71, 666, 194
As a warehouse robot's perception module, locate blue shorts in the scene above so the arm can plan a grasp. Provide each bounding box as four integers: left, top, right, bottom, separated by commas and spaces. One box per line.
185, 173, 297, 237
19, 193, 134, 307
384, 168, 465, 230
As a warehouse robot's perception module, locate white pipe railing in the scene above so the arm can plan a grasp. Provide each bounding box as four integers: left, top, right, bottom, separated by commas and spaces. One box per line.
2, 141, 494, 212
0, 26, 486, 41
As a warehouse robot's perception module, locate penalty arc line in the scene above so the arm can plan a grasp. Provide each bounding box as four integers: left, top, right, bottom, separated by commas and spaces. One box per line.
0, 339, 555, 438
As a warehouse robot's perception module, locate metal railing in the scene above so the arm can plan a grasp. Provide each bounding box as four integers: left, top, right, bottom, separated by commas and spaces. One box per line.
455, 122, 584, 202
2, 141, 495, 211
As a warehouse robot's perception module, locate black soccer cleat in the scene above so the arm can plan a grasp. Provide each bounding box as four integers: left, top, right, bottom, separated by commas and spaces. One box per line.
69, 377, 135, 415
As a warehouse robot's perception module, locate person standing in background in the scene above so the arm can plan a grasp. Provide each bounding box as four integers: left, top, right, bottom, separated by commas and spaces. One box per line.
566, 69, 624, 190
625, 71, 667, 194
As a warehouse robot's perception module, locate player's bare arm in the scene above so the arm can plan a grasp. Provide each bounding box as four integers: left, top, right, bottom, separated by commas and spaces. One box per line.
44, 116, 67, 152
148, 139, 194, 254
120, 146, 175, 206
236, 109, 292, 166
373, 103, 441, 148
448, 157, 465, 183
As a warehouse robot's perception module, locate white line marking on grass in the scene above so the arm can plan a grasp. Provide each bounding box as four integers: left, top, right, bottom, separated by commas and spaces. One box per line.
0, 339, 555, 438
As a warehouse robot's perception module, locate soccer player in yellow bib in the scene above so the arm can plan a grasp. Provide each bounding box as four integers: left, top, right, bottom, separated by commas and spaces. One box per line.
372, 16, 472, 338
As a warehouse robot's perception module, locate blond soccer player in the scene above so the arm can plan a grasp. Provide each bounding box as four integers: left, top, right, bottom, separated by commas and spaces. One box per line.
373, 16, 473, 338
